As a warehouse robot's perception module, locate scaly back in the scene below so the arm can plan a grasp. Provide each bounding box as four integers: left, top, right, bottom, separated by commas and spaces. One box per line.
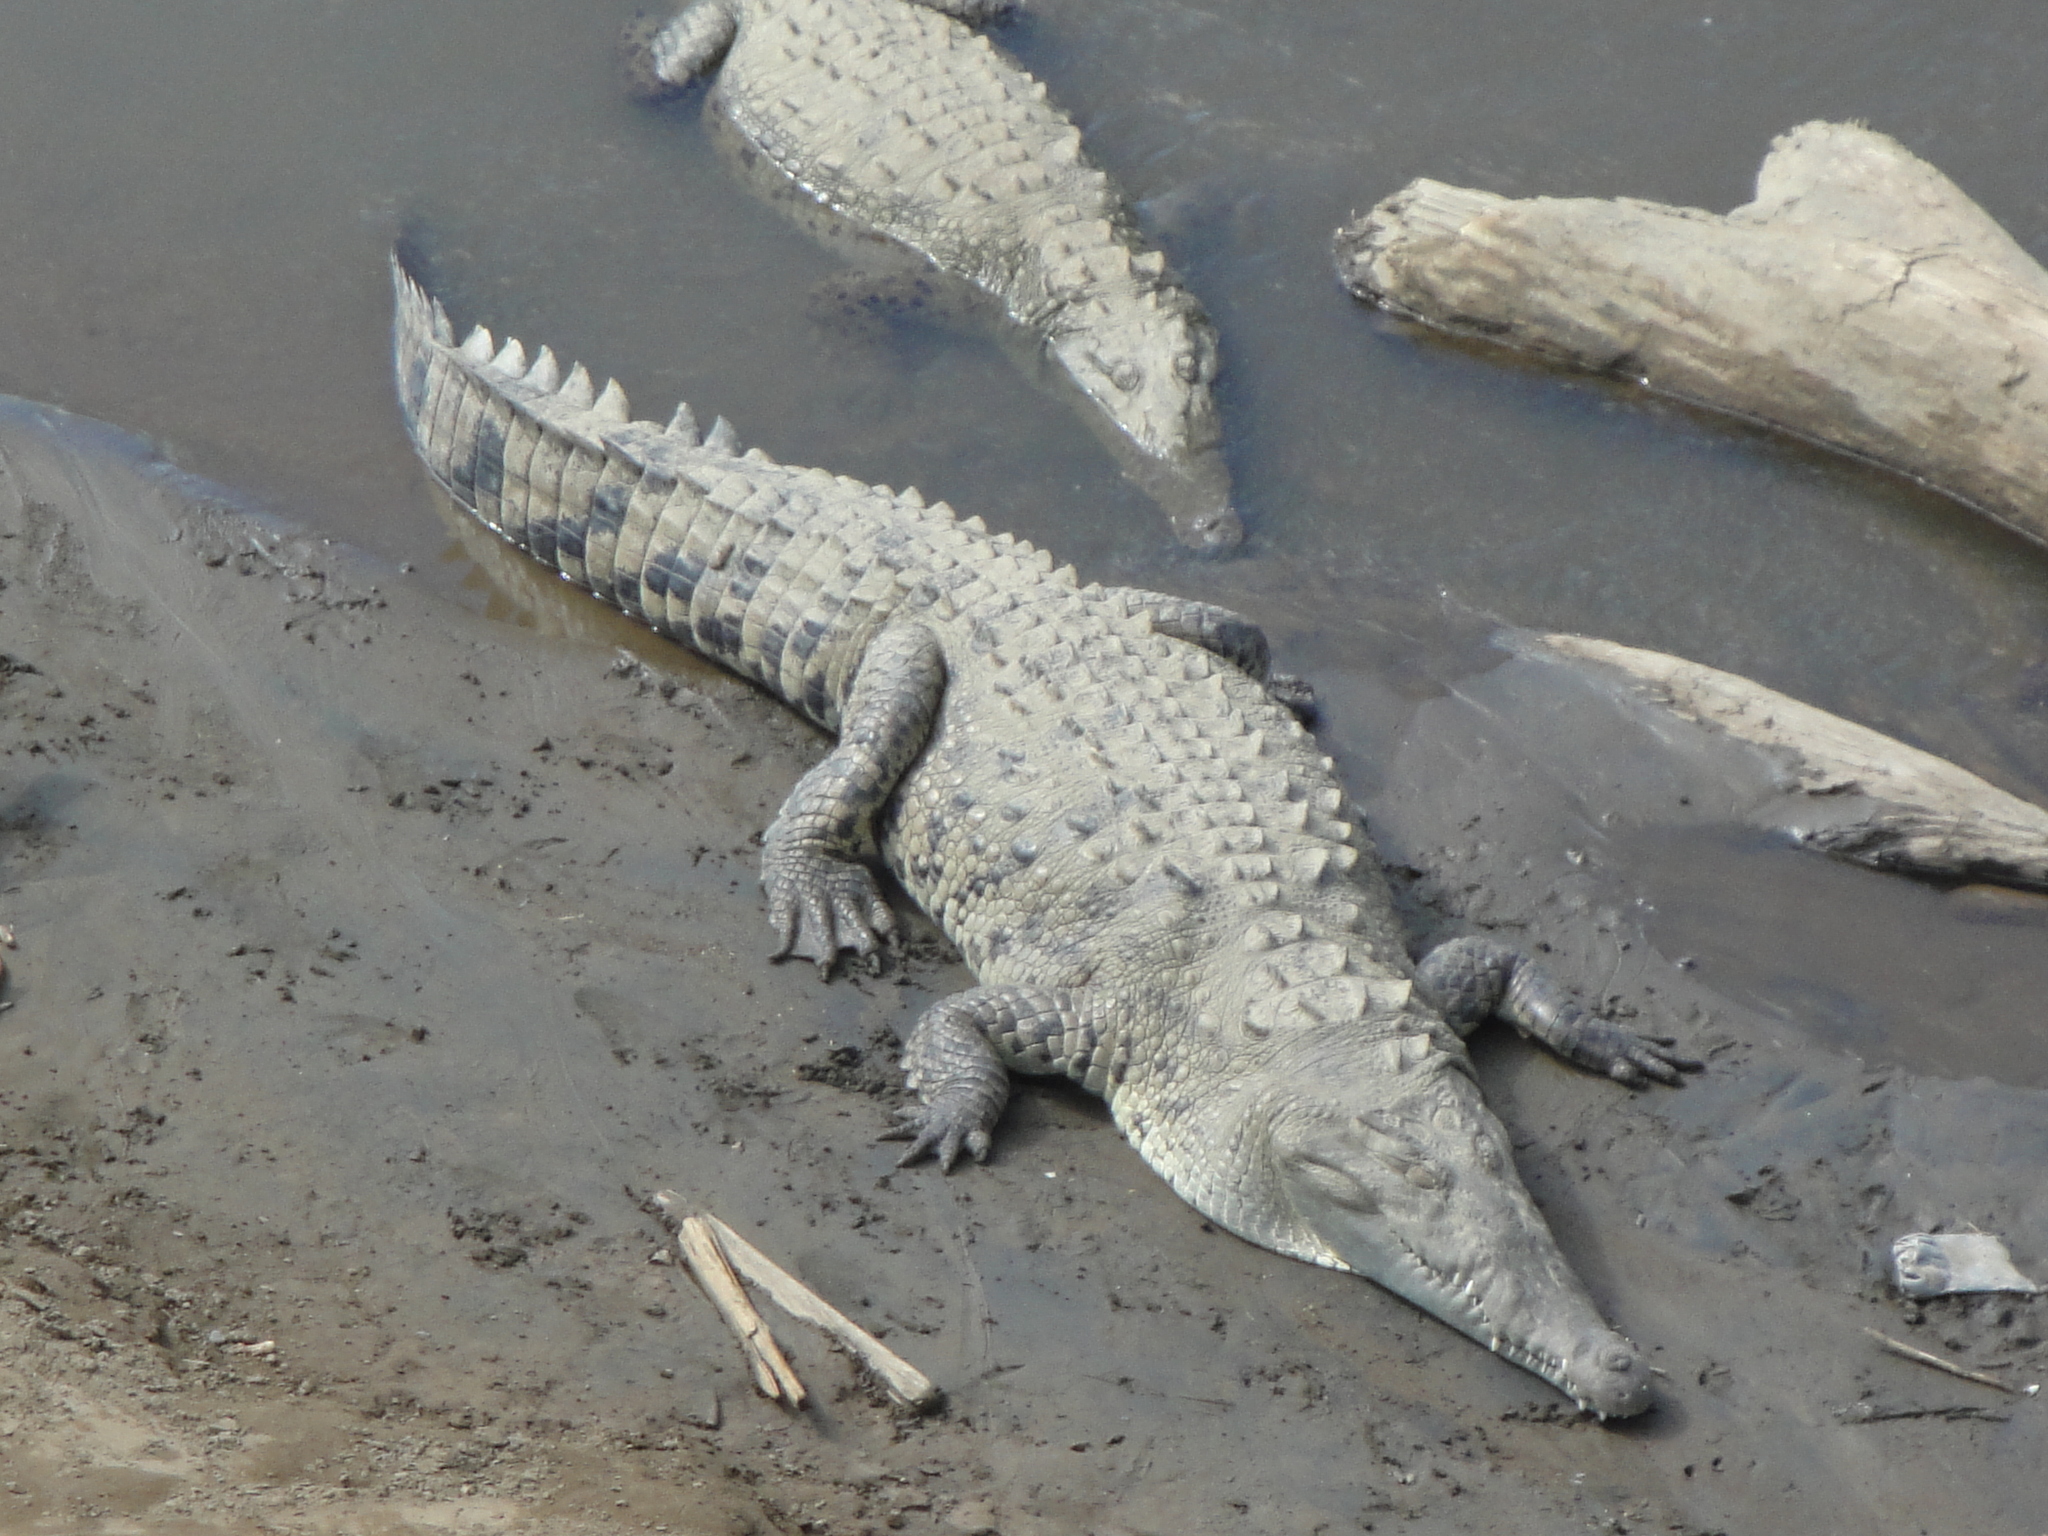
391, 256, 1067, 729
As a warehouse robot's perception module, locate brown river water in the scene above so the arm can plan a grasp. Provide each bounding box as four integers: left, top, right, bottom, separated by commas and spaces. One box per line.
0, 3, 2043, 1532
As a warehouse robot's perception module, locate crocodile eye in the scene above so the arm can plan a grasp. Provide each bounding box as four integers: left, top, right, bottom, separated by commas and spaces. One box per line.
1292, 1156, 1380, 1214
1356, 1116, 1429, 1178
1172, 351, 1201, 384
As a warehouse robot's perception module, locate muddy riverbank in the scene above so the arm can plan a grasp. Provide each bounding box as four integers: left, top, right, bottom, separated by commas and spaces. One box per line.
1, 396, 2042, 1534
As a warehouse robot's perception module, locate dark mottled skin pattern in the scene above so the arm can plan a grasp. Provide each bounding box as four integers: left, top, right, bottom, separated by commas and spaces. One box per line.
390, 257, 1698, 1416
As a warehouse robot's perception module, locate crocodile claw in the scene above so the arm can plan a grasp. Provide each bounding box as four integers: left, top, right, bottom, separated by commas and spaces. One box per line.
1576, 1021, 1703, 1088
883, 1101, 994, 1172
765, 857, 896, 976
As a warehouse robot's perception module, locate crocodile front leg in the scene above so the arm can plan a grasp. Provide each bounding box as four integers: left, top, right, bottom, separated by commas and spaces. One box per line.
887, 984, 1101, 1169
622, 0, 739, 100
763, 621, 945, 974
1416, 936, 1702, 1087
1127, 592, 1317, 724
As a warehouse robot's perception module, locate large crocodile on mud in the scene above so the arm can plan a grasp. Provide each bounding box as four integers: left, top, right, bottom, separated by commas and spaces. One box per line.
390, 256, 1698, 1416
624, 0, 1239, 551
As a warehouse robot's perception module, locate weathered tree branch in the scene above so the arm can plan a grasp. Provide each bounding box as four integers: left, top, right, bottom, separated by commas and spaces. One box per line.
1336, 122, 2048, 547
1529, 632, 2048, 889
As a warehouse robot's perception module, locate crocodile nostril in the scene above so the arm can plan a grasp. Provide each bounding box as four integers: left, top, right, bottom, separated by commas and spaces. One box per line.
1600, 1345, 1637, 1373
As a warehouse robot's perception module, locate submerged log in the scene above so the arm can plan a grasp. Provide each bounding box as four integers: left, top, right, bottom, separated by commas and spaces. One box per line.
1335, 122, 2048, 547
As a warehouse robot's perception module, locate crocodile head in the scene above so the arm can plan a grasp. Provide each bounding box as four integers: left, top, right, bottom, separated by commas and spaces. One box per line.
1250, 1033, 1654, 1418
1047, 293, 1239, 551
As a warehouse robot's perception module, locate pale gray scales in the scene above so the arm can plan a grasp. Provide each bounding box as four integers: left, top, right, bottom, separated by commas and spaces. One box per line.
626, 0, 1239, 550
391, 256, 1698, 1417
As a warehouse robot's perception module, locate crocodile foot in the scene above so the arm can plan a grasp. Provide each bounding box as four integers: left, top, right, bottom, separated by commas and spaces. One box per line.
1546, 1014, 1701, 1087
619, 13, 683, 102
1267, 673, 1317, 727
882, 1091, 1001, 1172
1417, 934, 1702, 1087
764, 854, 895, 976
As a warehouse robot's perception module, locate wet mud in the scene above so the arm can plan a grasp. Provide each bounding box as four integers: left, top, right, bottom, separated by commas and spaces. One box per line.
2, 397, 2042, 1535
2, 1, 2047, 1532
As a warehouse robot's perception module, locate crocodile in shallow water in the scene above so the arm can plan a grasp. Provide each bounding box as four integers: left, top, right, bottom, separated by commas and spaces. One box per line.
389, 256, 1699, 1416
624, 0, 1239, 551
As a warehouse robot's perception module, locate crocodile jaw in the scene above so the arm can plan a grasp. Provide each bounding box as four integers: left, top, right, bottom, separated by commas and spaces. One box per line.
1339, 1214, 1654, 1420
1125, 442, 1238, 553
1263, 1057, 1654, 1419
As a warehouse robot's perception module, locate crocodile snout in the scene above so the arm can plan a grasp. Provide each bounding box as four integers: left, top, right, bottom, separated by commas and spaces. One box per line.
1569, 1332, 1654, 1419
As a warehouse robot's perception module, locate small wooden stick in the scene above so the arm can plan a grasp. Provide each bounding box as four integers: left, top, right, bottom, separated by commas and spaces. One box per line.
1864, 1327, 2016, 1394
704, 1213, 943, 1411
674, 1213, 807, 1406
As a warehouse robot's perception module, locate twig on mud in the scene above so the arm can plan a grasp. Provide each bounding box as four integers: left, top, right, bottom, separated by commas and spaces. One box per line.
1834, 1400, 2011, 1424
702, 1213, 942, 1411
1863, 1327, 2019, 1394
650, 1190, 941, 1412
669, 1208, 807, 1407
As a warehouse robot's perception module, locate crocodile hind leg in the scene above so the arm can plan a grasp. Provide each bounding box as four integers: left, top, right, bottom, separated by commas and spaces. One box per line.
763, 621, 945, 974
621, 0, 738, 100
1127, 593, 1317, 724
1415, 936, 1702, 1088
886, 984, 1101, 1169
810, 268, 955, 344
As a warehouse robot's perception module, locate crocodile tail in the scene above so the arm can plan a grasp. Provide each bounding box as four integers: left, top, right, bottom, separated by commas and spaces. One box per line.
389, 255, 1061, 728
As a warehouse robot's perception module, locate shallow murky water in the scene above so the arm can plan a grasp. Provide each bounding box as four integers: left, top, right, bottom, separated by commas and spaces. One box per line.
8, 0, 2048, 769
4, 2, 2048, 1529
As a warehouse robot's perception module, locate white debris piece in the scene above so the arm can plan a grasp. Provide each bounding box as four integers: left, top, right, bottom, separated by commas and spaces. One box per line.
1892, 1232, 2040, 1299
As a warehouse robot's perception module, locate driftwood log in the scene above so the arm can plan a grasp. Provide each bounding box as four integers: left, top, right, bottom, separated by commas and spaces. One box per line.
1336, 122, 2048, 547
1526, 632, 2048, 890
